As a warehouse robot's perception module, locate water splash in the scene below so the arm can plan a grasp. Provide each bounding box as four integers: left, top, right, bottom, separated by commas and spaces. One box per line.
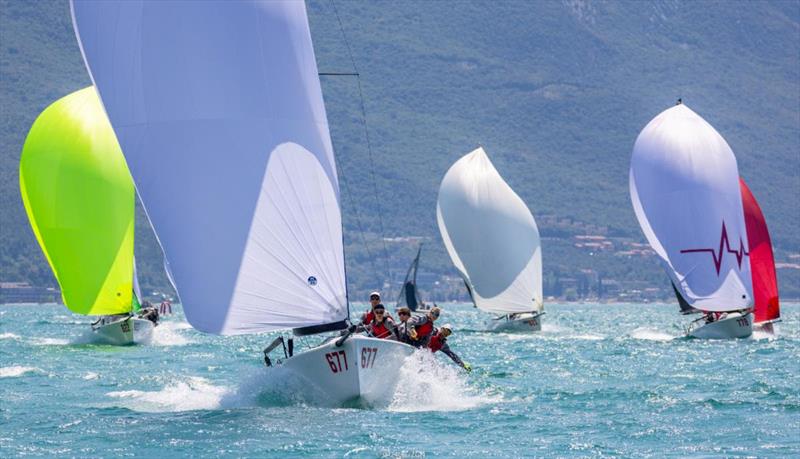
148, 321, 192, 346
0, 366, 43, 378
387, 351, 501, 412
630, 327, 676, 341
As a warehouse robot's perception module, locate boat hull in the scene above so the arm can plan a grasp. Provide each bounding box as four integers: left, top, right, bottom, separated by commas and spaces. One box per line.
92, 316, 154, 345
687, 312, 753, 339
278, 335, 415, 406
489, 312, 543, 332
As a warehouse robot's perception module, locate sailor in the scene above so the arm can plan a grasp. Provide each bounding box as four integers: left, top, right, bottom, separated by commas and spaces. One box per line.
407, 306, 440, 347
360, 291, 393, 324
367, 304, 397, 339
428, 324, 471, 372
350, 303, 396, 339
394, 306, 416, 343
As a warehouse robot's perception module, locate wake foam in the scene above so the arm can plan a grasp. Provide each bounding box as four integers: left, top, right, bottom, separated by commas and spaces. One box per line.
106, 377, 229, 412
0, 366, 42, 378
387, 351, 500, 412
630, 327, 676, 341
148, 321, 192, 346
0, 332, 20, 340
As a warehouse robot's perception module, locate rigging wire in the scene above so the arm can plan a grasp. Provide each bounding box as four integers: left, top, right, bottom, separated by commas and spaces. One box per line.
328, 0, 393, 289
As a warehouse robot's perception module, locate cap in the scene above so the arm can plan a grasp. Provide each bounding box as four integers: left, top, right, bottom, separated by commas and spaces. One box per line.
440, 323, 452, 331
369, 291, 381, 298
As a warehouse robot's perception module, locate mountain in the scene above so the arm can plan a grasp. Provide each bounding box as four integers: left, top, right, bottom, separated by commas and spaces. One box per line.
1, 0, 798, 301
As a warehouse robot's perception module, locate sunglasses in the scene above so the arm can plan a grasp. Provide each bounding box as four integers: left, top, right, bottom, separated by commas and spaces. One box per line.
398, 312, 410, 316
374, 309, 385, 314
431, 312, 440, 318
370, 296, 380, 300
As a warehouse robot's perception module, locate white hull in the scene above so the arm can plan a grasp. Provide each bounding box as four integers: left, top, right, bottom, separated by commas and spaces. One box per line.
278, 335, 415, 406
92, 316, 155, 345
687, 312, 753, 339
489, 312, 543, 332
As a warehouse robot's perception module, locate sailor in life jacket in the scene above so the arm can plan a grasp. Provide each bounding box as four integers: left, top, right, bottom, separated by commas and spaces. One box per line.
394, 306, 415, 343
360, 291, 394, 325
407, 306, 440, 347
353, 303, 397, 339
428, 324, 471, 372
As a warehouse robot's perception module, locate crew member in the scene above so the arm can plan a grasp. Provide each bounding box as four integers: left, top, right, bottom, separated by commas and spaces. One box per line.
351, 303, 396, 339
428, 324, 471, 372
394, 306, 416, 343
360, 291, 393, 325
408, 306, 440, 347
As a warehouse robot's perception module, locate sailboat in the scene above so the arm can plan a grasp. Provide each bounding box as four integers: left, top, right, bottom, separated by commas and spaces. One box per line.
436, 147, 544, 332
396, 244, 431, 312
740, 178, 781, 332
19, 87, 157, 345
629, 102, 753, 339
71, 0, 414, 404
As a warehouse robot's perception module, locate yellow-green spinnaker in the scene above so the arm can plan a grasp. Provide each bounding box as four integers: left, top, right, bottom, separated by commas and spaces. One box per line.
19, 86, 136, 315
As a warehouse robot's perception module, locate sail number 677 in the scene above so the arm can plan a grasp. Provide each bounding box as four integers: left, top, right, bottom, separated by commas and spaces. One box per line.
361, 347, 378, 368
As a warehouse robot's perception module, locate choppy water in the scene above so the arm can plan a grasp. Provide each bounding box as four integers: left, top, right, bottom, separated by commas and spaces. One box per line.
0, 303, 798, 457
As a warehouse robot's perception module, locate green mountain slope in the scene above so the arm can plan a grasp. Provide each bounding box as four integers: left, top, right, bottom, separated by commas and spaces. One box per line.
2, 0, 798, 301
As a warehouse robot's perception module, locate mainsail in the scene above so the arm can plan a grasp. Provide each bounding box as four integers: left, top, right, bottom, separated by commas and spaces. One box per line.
396, 244, 423, 311
72, 1, 348, 334
19, 87, 136, 316
740, 178, 780, 323
436, 147, 543, 315
629, 104, 753, 312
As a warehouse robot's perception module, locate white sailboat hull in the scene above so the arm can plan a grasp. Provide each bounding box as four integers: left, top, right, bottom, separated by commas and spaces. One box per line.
92, 316, 154, 345
279, 335, 415, 406
489, 312, 543, 332
687, 312, 753, 339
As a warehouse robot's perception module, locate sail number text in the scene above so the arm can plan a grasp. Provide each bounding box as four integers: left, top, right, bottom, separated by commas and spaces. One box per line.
361, 347, 378, 369
325, 350, 348, 373
737, 317, 750, 327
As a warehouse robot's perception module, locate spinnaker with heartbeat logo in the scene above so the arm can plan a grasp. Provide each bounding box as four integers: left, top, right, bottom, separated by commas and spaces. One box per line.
629, 101, 754, 339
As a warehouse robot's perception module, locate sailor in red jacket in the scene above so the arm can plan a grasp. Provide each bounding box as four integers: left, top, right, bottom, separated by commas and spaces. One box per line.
428, 324, 471, 372
407, 306, 440, 347
352, 303, 397, 339
360, 291, 393, 324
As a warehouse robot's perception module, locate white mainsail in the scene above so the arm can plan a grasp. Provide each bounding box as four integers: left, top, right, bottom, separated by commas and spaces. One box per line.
436, 147, 543, 315
71, 1, 347, 334
629, 104, 752, 312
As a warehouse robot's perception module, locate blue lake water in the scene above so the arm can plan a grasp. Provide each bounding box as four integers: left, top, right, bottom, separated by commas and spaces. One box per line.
1, 303, 798, 457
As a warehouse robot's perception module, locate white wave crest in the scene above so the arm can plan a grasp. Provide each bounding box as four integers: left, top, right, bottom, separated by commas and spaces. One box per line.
630, 327, 675, 341
0, 366, 42, 378
30, 337, 71, 346
106, 377, 229, 412
0, 332, 20, 340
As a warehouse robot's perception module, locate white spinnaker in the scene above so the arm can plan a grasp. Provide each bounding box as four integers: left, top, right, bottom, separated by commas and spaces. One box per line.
436, 147, 542, 315
629, 104, 752, 312
71, 1, 347, 334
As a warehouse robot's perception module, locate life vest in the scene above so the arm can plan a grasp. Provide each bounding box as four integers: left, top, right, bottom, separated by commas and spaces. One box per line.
370, 319, 393, 339
428, 333, 446, 353
415, 319, 434, 340
363, 309, 394, 325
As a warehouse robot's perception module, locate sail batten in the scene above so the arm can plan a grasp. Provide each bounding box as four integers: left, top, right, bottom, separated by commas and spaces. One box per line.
437, 147, 543, 315
72, 1, 347, 334
629, 104, 753, 312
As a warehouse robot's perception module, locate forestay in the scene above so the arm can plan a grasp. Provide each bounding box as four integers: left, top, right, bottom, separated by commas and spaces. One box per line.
437, 147, 543, 315
740, 179, 780, 323
629, 104, 752, 312
20, 87, 136, 316
71, 1, 347, 334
